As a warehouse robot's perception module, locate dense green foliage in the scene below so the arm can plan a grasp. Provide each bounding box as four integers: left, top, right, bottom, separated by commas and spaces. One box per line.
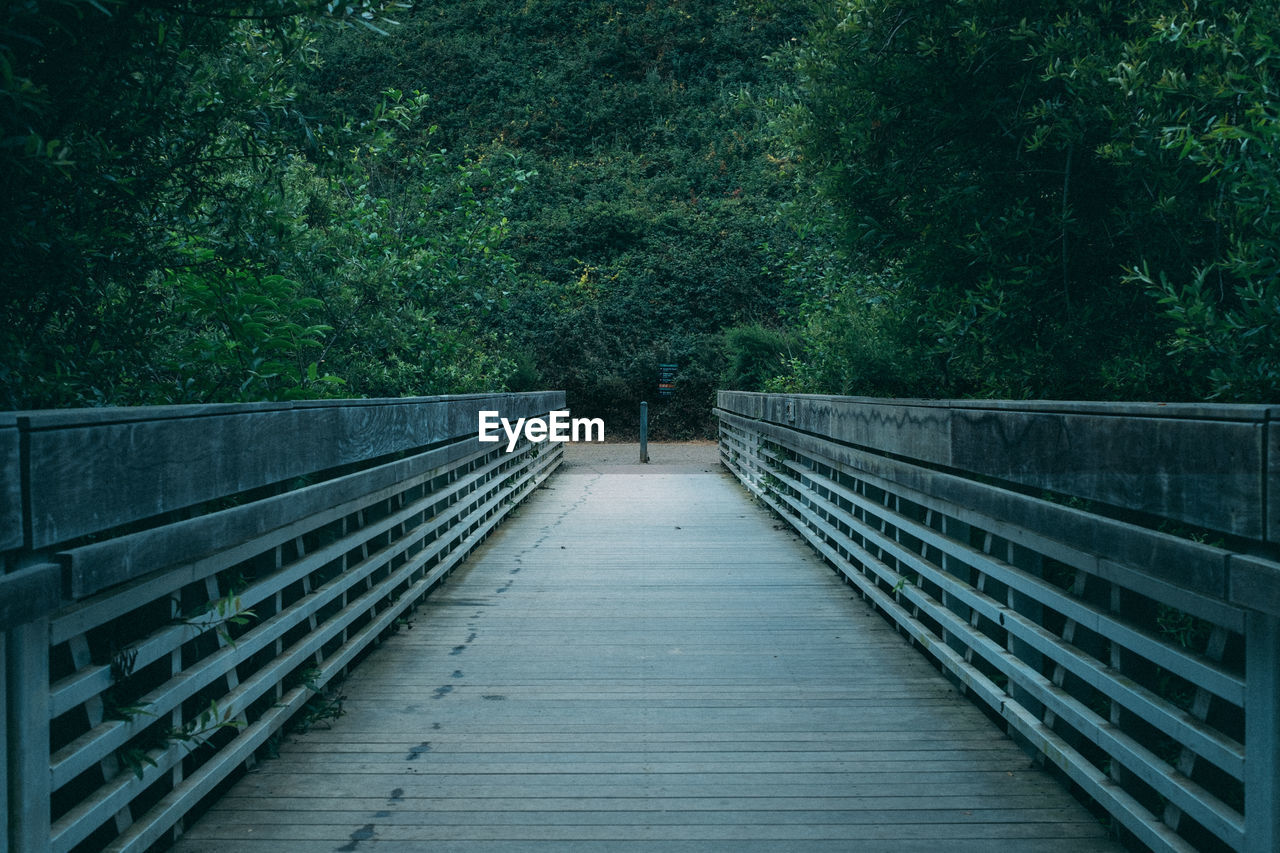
1, 1, 521, 408
3, 0, 1275, 426
2, 0, 809, 434
301, 0, 811, 434
780, 0, 1280, 402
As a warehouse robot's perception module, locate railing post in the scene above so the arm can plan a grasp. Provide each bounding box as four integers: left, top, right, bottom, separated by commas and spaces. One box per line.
7, 617, 50, 853
1245, 609, 1280, 853
2, 630, 8, 853
639, 401, 649, 464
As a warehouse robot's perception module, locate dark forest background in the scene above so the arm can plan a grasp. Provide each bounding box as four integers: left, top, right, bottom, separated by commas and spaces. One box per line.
4, 0, 1277, 436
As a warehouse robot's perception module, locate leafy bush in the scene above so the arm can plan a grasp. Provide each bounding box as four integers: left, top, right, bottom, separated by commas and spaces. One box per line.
781, 0, 1279, 403
722, 324, 796, 391
302, 0, 812, 435
0, 1, 420, 408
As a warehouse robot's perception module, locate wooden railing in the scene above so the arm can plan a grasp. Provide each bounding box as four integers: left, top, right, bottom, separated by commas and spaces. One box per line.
717, 392, 1279, 853
1, 392, 564, 853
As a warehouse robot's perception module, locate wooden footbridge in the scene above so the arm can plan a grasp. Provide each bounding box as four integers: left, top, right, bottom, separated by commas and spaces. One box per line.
2, 393, 1277, 852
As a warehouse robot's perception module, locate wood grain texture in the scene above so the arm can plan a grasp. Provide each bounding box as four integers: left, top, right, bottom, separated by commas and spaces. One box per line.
949, 410, 1263, 539
0, 632, 6, 851
1268, 418, 1279, 544
58, 437, 489, 600
174, 445, 1120, 852
7, 618, 51, 850
52, 442, 560, 853
21, 392, 564, 549
718, 408, 1237, 610
0, 563, 61, 631
1230, 554, 1280, 617
717, 392, 1274, 540
0, 416, 20, 551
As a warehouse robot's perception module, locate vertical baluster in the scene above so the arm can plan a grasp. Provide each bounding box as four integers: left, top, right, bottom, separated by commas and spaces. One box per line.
877, 489, 892, 564
964, 533, 994, 669
393, 490, 408, 570
895, 497, 919, 622
1, 631, 7, 852
294, 537, 324, 668
940, 516, 973, 672
1245, 611, 1280, 853
1043, 570, 1088, 735
351, 509, 374, 594
1005, 542, 1044, 720
921, 508, 936, 618
202, 576, 251, 771
1162, 625, 1228, 832
67, 634, 133, 834
920, 508, 949, 652
356, 510, 370, 563
169, 596, 185, 843
339, 516, 351, 653
273, 544, 285, 703
7, 617, 50, 853
1106, 582, 1128, 791
385, 495, 396, 551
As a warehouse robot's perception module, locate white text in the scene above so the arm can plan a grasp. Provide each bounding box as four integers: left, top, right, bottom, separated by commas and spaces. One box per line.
478, 410, 605, 452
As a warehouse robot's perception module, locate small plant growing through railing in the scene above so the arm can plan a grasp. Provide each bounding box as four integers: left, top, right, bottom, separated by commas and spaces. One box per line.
291, 667, 347, 732
761, 472, 787, 499
1155, 603, 1214, 651
109, 645, 138, 685
103, 646, 147, 721
499, 472, 521, 506
98, 577, 259, 779
1153, 666, 1198, 714
178, 575, 257, 647
117, 700, 244, 779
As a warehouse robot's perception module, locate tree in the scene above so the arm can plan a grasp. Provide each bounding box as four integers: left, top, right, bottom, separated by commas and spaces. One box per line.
2, 1, 529, 408
300, 0, 815, 435
1111, 4, 1280, 401
784, 0, 1279, 402
0, 1, 416, 407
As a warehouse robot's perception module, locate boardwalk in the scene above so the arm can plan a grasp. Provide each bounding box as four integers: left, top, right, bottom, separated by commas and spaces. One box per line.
174, 443, 1120, 853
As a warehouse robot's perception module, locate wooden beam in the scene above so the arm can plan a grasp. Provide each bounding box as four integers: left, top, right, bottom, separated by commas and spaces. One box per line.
22, 393, 564, 550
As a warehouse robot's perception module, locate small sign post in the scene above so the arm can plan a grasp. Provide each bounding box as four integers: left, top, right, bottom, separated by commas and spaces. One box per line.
657, 363, 677, 397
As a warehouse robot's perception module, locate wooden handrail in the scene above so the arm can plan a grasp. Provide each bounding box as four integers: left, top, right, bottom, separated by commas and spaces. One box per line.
718, 391, 1279, 853
1, 392, 564, 853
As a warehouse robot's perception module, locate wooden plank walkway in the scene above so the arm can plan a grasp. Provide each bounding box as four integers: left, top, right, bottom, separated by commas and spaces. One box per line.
174, 443, 1121, 853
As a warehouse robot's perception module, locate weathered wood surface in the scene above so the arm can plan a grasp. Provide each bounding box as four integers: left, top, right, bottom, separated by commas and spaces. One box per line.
717, 408, 1242, 615
56, 436, 491, 600
718, 391, 1279, 542
1, 395, 565, 853
0, 415, 20, 551
175, 444, 1120, 852
19, 392, 564, 550
0, 564, 61, 631
718, 402, 1277, 852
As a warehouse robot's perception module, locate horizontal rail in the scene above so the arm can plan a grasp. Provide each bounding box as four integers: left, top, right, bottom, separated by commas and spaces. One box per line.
718, 391, 1279, 544
2, 393, 565, 853
717, 393, 1280, 853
